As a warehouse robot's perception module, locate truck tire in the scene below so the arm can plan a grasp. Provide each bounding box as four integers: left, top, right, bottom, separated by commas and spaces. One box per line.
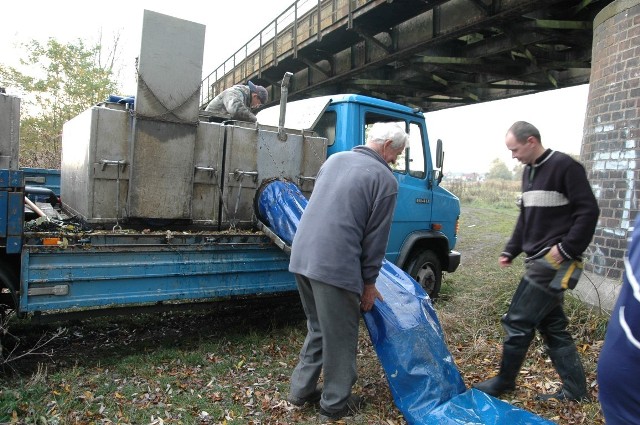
405, 250, 442, 299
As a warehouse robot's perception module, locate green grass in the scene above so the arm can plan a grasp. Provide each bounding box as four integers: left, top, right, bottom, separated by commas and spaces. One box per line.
1, 186, 611, 424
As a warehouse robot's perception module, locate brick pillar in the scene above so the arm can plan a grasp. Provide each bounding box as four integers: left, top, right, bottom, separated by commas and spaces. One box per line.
578, 0, 640, 311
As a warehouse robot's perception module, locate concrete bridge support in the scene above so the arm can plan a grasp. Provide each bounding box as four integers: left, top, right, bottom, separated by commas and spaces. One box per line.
576, 0, 640, 311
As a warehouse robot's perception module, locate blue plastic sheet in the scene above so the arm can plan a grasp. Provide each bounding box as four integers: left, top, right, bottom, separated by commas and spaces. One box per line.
256, 179, 555, 425
363, 260, 466, 416
107, 94, 135, 108
364, 259, 555, 425
256, 179, 307, 246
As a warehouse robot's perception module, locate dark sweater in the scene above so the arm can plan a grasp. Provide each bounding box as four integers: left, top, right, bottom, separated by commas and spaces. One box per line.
503, 149, 599, 261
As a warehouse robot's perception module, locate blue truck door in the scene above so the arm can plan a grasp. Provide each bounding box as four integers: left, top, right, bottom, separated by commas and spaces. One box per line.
387, 121, 433, 263
359, 109, 433, 263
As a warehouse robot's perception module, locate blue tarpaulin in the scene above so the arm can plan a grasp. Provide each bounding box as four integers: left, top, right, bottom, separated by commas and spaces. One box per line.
256, 179, 308, 246
257, 179, 555, 425
365, 259, 555, 425
107, 94, 135, 108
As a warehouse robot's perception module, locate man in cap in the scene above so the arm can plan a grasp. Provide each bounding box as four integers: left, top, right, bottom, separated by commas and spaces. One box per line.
204, 80, 268, 123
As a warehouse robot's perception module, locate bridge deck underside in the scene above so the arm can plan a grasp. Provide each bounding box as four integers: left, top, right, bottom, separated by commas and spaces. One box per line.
201, 0, 612, 112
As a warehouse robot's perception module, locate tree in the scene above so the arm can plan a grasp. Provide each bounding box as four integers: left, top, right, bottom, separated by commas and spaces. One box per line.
512, 162, 524, 181
0, 37, 121, 168
486, 158, 513, 180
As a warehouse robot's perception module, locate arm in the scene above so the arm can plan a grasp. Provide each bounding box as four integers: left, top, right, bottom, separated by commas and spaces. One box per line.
557, 162, 600, 259
222, 90, 258, 122
502, 173, 526, 261
360, 193, 397, 284
502, 207, 525, 261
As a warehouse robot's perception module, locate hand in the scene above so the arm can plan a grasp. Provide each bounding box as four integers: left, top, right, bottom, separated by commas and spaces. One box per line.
549, 244, 564, 264
360, 284, 383, 312
499, 255, 512, 268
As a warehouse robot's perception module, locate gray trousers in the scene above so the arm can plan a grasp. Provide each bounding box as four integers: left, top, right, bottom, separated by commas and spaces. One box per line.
289, 274, 360, 413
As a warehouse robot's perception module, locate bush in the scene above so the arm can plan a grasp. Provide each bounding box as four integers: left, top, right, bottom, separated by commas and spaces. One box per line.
443, 179, 521, 209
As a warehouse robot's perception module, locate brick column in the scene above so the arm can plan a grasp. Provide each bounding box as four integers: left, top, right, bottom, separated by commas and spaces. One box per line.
577, 0, 640, 311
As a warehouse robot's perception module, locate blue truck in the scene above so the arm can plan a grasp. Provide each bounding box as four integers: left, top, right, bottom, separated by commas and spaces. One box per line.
0, 10, 460, 320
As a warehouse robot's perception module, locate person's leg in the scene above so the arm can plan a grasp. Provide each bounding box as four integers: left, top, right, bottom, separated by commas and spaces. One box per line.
289, 274, 324, 402
537, 304, 589, 401
473, 277, 533, 396
474, 268, 563, 396
309, 279, 361, 414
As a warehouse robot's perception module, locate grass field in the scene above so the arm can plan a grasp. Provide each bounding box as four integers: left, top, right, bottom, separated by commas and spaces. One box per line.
0, 185, 610, 424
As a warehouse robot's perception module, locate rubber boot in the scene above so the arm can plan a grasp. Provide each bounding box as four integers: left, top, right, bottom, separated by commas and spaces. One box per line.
536, 346, 590, 402
473, 348, 528, 397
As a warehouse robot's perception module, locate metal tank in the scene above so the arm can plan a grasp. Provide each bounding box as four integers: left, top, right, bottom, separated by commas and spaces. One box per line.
61, 103, 130, 223
60, 10, 327, 228
0, 93, 20, 170
220, 121, 326, 228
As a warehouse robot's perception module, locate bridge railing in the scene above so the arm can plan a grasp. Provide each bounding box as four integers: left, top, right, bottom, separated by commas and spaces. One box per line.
200, 0, 368, 108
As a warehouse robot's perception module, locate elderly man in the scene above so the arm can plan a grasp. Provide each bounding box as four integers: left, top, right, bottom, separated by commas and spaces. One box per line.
286, 122, 409, 421
204, 81, 268, 122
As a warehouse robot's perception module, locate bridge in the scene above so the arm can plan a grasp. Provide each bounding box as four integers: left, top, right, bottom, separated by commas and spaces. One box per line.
200, 0, 613, 112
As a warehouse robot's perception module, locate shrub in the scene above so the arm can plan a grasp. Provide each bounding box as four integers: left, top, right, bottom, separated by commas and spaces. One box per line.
443, 179, 521, 209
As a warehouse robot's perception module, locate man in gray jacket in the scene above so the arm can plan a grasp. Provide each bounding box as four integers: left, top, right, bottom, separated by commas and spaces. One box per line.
204, 80, 267, 122
287, 122, 409, 422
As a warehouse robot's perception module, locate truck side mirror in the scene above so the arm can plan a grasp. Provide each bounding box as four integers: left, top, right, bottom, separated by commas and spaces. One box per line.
435, 139, 444, 184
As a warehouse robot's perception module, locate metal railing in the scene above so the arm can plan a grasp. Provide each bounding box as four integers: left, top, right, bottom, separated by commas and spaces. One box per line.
200, 0, 364, 108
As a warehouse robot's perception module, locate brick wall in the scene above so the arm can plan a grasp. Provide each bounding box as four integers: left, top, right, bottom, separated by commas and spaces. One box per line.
578, 0, 640, 309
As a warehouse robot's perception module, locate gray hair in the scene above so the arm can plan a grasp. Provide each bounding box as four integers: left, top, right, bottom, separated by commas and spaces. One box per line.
367, 122, 409, 149
508, 121, 541, 144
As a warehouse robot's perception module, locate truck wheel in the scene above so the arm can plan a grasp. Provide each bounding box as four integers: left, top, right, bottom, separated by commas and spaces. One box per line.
406, 250, 442, 299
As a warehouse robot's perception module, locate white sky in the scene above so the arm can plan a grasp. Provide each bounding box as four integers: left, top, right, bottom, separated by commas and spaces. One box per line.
425, 84, 589, 174
1, 0, 590, 174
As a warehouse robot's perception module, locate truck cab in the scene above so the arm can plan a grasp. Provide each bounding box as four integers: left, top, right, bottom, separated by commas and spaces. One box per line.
258, 94, 460, 297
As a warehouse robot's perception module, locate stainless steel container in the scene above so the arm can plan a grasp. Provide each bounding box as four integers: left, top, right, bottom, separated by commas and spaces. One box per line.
60, 10, 327, 228
220, 122, 326, 228
61, 104, 130, 223
0, 94, 21, 170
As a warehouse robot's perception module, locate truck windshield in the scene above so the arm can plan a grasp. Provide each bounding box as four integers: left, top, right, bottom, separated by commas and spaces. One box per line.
364, 117, 426, 179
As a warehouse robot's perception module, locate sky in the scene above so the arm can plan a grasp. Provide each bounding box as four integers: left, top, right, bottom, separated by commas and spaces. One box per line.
425, 84, 589, 174
1, 0, 591, 174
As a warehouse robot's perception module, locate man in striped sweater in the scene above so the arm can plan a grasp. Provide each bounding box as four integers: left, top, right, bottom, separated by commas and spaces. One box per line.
473, 121, 599, 402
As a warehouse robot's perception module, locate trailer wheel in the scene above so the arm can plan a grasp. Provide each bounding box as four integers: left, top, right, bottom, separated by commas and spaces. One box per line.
0, 262, 19, 313
405, 250, 442, 299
